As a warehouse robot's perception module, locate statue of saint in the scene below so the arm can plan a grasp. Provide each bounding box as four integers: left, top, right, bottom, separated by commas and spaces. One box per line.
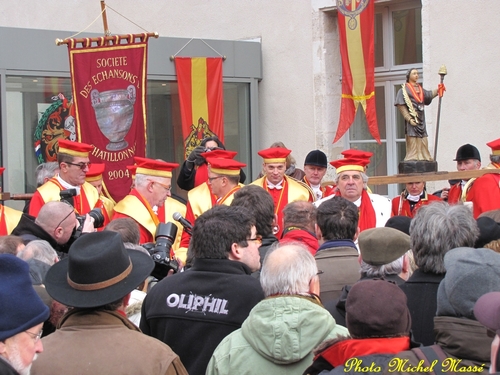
395, 68, 445, 161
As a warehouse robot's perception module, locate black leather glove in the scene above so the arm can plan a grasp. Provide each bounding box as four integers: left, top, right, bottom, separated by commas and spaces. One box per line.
186, 145, 206, 167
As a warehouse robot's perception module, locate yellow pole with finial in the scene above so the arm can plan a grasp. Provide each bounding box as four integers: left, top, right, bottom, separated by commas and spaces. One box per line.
433, 65, 447, 161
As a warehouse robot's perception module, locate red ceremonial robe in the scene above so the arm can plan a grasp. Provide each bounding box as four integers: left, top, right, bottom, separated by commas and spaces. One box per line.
391, 192, 441, 218
29, 177, 99, 217
251, 176, 314, 238
447, 180, 475, 205
113, 189, 159, 244
470, 169, 500, 218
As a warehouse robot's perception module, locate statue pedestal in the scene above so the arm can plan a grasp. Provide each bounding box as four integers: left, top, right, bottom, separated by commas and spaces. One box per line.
398, 161, 438, 174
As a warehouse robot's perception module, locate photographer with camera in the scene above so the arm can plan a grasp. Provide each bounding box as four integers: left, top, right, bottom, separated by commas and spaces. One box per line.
113, 157, 180, 245
176, 136, 246, 191
29, 139, 100, 218
31, 231, 188, 375
12, 201, 95, 255
140, 205, 264, 375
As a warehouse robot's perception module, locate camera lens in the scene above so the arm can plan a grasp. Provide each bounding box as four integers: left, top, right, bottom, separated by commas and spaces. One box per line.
88, 208, 105, 228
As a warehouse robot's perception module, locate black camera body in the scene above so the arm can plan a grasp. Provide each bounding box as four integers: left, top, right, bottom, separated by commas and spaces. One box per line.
60, 188, 77, 207
142, 222, 179, 280
75, 208, 105, 229
60, 189, 105, 229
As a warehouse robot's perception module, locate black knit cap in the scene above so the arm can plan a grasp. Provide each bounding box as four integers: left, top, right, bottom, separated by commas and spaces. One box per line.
475, 216, 500, 248
385, 215, 412, 236
454, 144, 481, 162
304, 150, 328, 168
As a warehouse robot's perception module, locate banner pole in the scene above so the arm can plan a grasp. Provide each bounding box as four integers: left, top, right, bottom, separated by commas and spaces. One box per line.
56, 32, 158, 46
433, 65, 447, 161
100, 0, 110, 36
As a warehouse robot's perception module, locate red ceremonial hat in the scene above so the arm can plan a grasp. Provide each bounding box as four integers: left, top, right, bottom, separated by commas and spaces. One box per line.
258, 147, 291, 163
341, 149, 373, 161
330, 157, 369, 174
127, 165, 137, 180
58, 139, 93, 158
85, 163, 105, 182
206, 157, 246, 176
487, 138, 500, 156
134, 157, 179, 179
200, 149, 238, 160
0, 167, 4, 176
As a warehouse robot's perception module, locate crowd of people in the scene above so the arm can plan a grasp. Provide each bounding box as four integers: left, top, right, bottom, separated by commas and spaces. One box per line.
1, 136, 500, 374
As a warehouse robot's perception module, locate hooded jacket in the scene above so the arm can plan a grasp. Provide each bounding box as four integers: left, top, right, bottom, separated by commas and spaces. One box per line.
206, 295, 349, 375
384, 316, 491, 375
11, 213, 66, 253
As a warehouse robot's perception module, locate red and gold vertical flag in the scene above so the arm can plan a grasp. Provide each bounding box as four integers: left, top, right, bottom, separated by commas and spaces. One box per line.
174, 57, 224, 158
67, 34, 149, 202
334, 0, 380, 144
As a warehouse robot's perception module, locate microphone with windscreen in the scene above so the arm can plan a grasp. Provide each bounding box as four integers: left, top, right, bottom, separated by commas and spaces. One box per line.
173, 212, 193, 236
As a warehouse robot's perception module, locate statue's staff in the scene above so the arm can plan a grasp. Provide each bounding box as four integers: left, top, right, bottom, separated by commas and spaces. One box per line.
433, 65, 447, 161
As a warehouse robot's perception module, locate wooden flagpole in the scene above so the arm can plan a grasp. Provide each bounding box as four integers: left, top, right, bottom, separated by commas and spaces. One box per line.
100, 0, 111, 36
55, 1, 158, 46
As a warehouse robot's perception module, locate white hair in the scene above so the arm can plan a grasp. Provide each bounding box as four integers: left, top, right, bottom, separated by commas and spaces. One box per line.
260, 243, 318, 297
18, 240, 57, 265
360, 256, 404, 278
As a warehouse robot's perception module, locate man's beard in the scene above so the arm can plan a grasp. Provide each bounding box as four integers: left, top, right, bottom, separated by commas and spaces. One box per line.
8, 340, 35, 375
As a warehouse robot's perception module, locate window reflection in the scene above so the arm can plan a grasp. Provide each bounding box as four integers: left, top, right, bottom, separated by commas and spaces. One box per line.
375, 13, 384, 67
5, 76, 251, 198
393, 8, 422, 65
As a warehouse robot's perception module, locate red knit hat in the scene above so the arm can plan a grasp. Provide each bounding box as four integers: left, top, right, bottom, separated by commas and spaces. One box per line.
58, 139, 93, 158
341, 149, 373, 160
200, 149, 238, 160
126, 165, 137, 180
258, 147, 291, 163
487, 138, 500, 156
207, 157, 246, 176
330, 157, 369, 174
0, 167, 5, 176
85, 163, 105, 182
133, 157, 178, 179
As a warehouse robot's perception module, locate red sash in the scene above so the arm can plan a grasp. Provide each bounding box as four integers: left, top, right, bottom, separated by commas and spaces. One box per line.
0, 206, 7, 236
336, 189, 376, 231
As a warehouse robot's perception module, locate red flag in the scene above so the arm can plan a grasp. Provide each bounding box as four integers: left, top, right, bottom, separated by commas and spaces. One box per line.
335, 0, 380, 144
67, 35, 149, 202
175, 57, 224, 158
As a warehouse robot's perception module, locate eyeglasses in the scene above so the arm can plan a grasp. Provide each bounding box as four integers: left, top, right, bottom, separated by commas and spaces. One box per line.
310, 270, 324, 284
149, 179, 171, 192
55, 209, 75, 229
246, 235, 263, 245
208, 176, 223, 183
65, 161, 91, 170
25, 329, 43, 343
